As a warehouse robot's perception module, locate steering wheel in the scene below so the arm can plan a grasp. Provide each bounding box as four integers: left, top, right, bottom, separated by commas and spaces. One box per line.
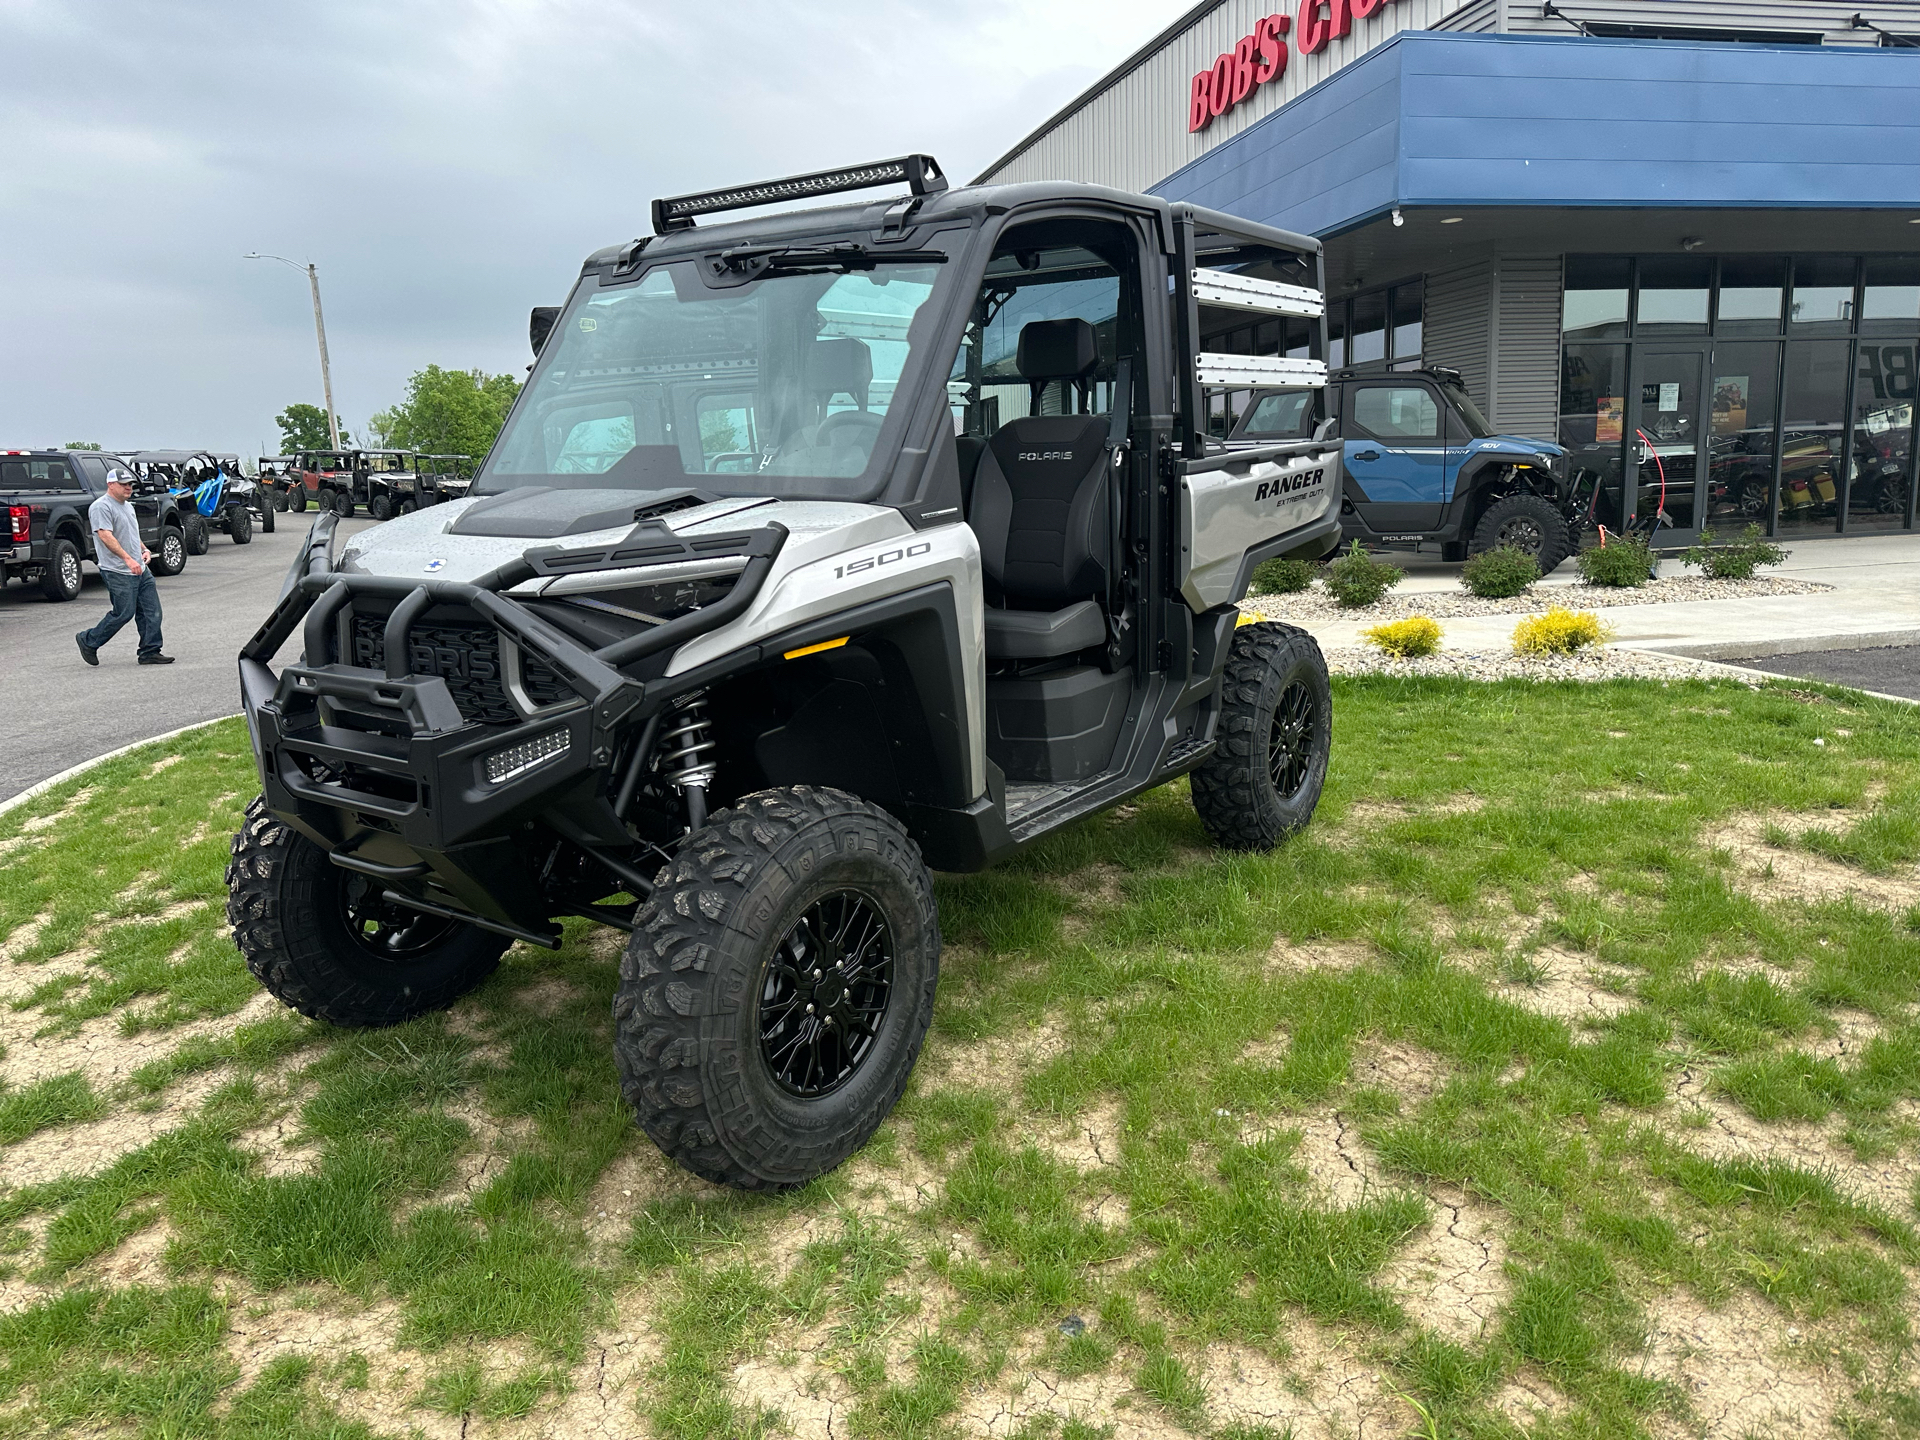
813, 410, 884, 448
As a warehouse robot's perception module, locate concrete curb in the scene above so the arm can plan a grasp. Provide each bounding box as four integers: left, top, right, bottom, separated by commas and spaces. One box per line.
0, 714, 239, 819
1645, 630, 1920, 662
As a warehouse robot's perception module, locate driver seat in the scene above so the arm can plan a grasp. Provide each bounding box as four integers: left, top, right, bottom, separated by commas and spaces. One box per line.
970, 318, 1113, 660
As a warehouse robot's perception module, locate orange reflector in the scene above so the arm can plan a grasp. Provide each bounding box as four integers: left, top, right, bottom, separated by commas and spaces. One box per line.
783, 636, 850, 660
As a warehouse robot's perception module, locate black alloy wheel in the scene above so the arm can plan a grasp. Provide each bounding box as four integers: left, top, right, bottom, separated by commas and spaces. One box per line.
1495, 513, 1544, 551
1266, 679, 1318, 800
1471, 493, 1572, 574
758, 890, 894, 1098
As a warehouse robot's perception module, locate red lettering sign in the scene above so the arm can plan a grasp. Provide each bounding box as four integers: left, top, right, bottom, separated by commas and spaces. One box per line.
1192, 0, 1396, 122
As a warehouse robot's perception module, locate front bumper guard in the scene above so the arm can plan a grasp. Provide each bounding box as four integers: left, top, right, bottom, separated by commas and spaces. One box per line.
238, 510, 785, 931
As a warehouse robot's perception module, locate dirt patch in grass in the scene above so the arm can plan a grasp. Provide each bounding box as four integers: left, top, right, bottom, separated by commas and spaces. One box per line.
1703, 811, 1920, 910
921, 1015, 1071, 1097
1265, 934, 1375, 976
2, 988, 280, 1096
1205, 1320, 1399, 1437
1667, 1066, 1920, 1217
1378, 1182, 1509, 1343
731, 1317, 851, 1438
1642, 1289, 1844, 1440
1350, 1041, 1450, 1108
1278, 1106, 1397, 1206
1497, 946, 1637, 1026
1, 1067, 230, 1186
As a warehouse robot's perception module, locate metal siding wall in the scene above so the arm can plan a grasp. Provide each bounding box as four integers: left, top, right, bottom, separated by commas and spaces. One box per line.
982, 0, 1461, 194
1423, 258, 1493, 414
981, 0, 1906, 194
1491, 255, 1563, 441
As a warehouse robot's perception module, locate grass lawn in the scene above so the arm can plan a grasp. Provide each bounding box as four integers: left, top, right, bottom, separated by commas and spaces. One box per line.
1, 673, 1919, 1439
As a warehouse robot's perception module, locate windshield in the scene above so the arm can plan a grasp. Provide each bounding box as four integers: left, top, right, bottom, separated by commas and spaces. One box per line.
366, 454, 409, 473
1236, 390, 1314, 439
481, 253, 953, 499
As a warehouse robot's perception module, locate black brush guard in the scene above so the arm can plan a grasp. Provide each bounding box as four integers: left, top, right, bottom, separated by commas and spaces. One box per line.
237, 511, 785, 937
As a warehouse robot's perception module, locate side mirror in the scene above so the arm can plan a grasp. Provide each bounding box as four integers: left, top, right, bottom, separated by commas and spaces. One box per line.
529, 306, 560, 357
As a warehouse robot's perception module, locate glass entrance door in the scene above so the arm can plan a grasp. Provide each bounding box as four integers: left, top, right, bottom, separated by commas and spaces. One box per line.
1628, 346, 1708, 538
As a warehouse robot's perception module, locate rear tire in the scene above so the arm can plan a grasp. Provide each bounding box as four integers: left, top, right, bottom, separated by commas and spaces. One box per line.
334, 491, 355, 519
150, 527, 188, 577
613, 786, 940, 1191
288, 488, 308, 514
1191, 622, 1332, 851
1471, 493, 1572, 574
397, 499, 416, 516
259, 504, 275, 534
369, 493, 392, 522
40, 538, 83, 602
228, 504, 253, 544
226, 797, 508, 1027
184, 512, 211, 555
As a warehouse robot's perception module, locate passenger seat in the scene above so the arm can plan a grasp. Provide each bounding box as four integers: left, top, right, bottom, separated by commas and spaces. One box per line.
969, 318, 1115, 660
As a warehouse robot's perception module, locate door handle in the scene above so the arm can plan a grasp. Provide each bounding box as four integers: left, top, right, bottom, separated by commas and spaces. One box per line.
1353, 449, 1380, 462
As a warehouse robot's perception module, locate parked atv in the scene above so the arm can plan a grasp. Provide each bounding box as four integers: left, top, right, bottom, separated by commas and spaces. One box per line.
227, 154, 1341, 1191
1229, 368, 1575, 572
134, 451, 265, 547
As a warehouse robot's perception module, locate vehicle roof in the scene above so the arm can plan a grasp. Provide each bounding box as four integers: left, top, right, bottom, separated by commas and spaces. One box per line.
582, 178, 1318, 273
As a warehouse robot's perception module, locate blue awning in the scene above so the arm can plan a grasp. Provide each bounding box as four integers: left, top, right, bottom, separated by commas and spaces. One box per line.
1152, 30, 1920, 238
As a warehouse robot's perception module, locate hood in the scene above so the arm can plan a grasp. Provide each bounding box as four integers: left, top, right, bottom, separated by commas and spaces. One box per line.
334, 487, 897, 586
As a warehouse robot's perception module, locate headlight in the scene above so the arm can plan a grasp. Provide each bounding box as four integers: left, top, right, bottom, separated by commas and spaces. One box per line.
485, 729, 569, 784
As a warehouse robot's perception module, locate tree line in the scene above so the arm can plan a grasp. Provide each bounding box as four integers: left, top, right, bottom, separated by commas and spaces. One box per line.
275, 365, 521, 470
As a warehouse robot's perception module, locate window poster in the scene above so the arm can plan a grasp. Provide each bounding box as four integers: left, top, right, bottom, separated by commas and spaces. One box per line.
1659, 381, 1681, 412
1596, 395, 1623, 444
1711, 375, 1749, 436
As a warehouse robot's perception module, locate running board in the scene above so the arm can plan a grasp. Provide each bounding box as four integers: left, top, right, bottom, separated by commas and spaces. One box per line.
1002, 738, 1218, 845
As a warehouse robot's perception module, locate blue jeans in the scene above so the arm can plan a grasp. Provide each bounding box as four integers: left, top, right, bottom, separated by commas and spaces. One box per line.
81, 570, 164, 656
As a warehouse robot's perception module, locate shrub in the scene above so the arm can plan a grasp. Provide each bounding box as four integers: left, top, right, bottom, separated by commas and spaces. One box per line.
1683, 524, 1785, 580
1249, 555, 1316, 594
1460, 545, 1540, 598
1576, 534, 1655, 588
1362, 615, 1442, 659
1324, 541, 1404, 609
1512, 607, 1614, 656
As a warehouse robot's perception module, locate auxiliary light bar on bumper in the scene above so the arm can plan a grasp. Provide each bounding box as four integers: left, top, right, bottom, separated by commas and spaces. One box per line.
236, 510, 786, 932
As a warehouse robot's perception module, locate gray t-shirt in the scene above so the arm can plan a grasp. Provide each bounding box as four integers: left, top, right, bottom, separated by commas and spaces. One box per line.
88, 491, 143, 575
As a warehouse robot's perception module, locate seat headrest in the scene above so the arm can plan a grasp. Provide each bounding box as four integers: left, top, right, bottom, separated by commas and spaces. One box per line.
1017, 319, 1099, 382
807, 337, 873, 407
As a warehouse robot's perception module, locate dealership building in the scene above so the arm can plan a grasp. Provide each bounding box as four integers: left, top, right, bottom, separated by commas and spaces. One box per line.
979, 0, 1920, 543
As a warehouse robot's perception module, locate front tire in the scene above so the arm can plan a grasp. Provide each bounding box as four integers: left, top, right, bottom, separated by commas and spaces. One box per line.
259, 503, 275, 534
287, 488, 308, 514
226, 797, 508, 1027
333, 491, 355, 519
184, 512, 211, 555
369, 493, 392, 522
1191, 622, 1332, 851
1471, 493, 1572, 573
40, 538, 83, 601
614, 786, 940, 1191
227, 504, 253, 544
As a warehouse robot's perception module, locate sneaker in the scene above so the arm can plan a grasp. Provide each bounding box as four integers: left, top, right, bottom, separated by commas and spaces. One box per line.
75, 633, 98, 666
137, 652, 176, 665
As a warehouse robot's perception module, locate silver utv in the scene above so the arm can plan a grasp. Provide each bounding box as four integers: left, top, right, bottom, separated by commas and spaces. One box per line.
227, 155, 1340, 1191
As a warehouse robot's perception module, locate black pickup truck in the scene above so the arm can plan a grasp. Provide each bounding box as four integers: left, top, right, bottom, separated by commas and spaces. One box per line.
1, 450, 189, 601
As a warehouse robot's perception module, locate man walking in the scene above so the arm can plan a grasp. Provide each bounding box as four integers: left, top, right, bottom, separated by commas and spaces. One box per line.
75, 465, 173, 666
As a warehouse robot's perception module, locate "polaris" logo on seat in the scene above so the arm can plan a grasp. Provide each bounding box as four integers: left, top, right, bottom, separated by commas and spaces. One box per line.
1253, 467, 1326, 502
1017, 450, 1076, 461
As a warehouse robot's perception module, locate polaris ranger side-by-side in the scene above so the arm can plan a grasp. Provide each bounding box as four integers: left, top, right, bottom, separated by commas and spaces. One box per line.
227, 156, 1342, 1190
1229, 368, 1576, 571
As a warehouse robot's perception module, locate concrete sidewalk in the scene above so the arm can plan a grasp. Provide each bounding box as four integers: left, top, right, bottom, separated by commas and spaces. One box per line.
1295, 533, 1920, 661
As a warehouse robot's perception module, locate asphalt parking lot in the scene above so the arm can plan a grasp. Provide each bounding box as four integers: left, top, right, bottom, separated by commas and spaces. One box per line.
1718, 645, 1920, 702
0, 514, 375, 802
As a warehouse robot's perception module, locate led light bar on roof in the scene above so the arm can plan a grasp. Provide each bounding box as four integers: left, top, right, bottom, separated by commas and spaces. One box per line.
1191, 268, 1324, 319
651, 155, 948, 235
1194, 354, 1328, 390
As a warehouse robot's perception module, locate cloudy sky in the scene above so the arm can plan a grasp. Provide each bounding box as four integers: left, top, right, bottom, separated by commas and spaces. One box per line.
1, 0, 1173, 456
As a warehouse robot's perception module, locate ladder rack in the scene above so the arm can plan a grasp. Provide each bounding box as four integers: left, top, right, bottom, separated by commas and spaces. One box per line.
1191, 267, 1324, 320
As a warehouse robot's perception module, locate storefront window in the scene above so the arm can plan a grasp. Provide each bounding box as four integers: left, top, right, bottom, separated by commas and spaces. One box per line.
1790, 256, 1858, 333
1716, 257, 1784, 335
1327, 301, 1347, 369
1564, 257, 1629, 339
1779, 341, 1851, 534
1391, 282, 1422, 362
1284, 316, 1314, 360
1862, 257, 1920, 334
1705, 342, 1779, 526
1560, 343, 1629, 532
1350, 291, 1386, 366
1636, 256, 1711, 334
1850, 339, 1917, 529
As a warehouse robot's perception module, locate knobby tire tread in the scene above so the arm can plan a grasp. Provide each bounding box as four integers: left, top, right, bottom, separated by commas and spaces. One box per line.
1191, 621, 1331, 851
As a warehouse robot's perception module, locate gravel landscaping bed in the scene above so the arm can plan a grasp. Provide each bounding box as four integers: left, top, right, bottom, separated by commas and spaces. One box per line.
1324, 644, 1766, 684
1250, 572, 1830, 623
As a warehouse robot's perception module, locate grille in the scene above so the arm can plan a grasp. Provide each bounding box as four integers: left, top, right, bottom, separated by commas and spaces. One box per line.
349, 615, 572, 726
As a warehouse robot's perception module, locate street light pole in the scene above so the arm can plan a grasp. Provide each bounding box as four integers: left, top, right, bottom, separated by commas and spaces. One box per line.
246, 252, 341, 450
